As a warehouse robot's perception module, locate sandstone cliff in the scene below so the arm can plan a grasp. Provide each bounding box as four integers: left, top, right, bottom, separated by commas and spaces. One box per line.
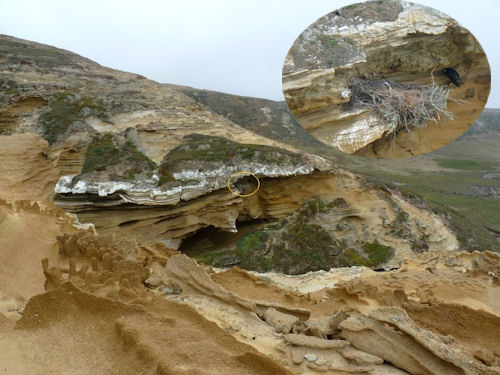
0, 34, 465, 265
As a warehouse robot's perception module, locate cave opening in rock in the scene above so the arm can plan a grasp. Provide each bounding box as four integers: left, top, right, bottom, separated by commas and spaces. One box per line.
179, 218, 272, 258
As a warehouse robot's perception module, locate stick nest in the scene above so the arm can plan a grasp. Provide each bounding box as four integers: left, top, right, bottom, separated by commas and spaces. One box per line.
348, 78, 453, 135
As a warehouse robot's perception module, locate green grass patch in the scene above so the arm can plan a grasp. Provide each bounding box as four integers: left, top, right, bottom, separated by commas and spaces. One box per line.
195, 249, 239, 267
437, 158, 493, 170
417, 190, 500, 232
362, 242, 395, 267
235, 231, 270, 264
82, 133, 118, 172
319, 35, 338, 48
343, 242, 394, 267
158, 175, 168, 186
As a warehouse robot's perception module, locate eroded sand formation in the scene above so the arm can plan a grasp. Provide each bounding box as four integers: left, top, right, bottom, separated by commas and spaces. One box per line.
1, 226, 499, 374
1, 34, 499, 374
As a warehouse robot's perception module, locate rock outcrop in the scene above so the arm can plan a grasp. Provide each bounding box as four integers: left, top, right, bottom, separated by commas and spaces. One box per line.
340, 307, 498, 374
195, 185, 459, 273
54, 168, 459, 267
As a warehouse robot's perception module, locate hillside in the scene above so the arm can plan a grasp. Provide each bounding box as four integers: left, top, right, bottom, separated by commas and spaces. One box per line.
0, 34, 499, 374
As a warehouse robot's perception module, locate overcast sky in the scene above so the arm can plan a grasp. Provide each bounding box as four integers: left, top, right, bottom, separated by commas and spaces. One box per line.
0, 0, 498, 107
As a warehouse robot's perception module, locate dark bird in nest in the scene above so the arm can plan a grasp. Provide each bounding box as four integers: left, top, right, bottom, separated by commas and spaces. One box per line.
443, 67, 463, 87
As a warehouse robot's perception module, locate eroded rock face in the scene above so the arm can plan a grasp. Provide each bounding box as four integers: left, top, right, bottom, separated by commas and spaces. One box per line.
282, 0, 490, 158
0, 133, 59, 201
53, 132, 334, 247
4, 229, 496, 374
340, 307, 499, 374
200, 186, 459, 274
55, 164, 459, 275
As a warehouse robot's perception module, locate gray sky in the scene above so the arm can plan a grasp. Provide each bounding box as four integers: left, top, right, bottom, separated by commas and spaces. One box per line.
0, 0, 498, 107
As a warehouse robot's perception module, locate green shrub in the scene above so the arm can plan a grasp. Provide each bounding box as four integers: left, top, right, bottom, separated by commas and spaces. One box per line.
233, 230, 272, 272
362, 241, 395, 267
0, 39, 70, 68
158, 175, 168, 186
81, 133, 156, 179
82, 133, 118, 173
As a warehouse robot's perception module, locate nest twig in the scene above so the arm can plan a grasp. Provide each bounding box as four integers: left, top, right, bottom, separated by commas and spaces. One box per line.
348, 77, 454, 136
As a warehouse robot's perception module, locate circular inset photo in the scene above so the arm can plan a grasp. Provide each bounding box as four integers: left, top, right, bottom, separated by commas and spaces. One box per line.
282, 0, 491, 158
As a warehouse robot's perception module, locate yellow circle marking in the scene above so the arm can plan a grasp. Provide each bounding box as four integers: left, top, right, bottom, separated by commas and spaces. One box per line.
227, 171, 260, 197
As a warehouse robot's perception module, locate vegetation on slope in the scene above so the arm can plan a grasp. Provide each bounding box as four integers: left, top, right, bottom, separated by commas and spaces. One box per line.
81, 132, 156, 180
0, 38, 71, 68
356, 163, 500, 252
412, 190, 499, 252
437, 158, 492, 170
39, 92, 110, 144
158, 133, 304, 183
177, 88, 338, 156
196, 198, 395, 274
